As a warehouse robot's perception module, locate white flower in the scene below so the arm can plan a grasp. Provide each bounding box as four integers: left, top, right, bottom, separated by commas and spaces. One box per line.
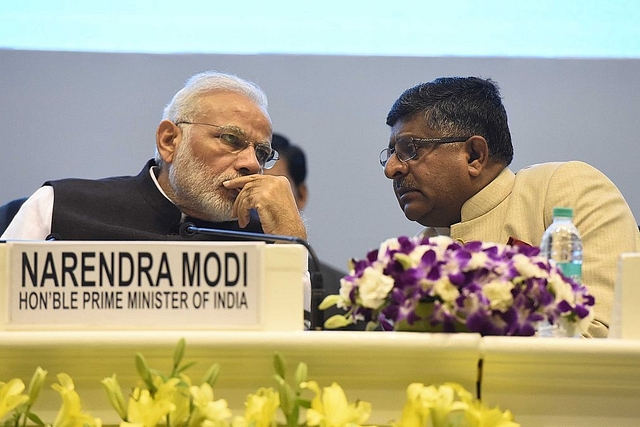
408, 245, 430, 266
573, 308, 596, 334
547, 272, 576, 303
431, 277, 459, 304
356, 264, 395, 310
482, 280, 514, 311
426, 235, 452, 259
512, 254, 547, 279
378, 237, 402, 261
466, 251, 490, 270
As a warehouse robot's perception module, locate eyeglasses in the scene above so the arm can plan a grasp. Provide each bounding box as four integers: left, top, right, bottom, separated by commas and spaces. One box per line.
175, 121, 279, 169
379, 136, 471, 167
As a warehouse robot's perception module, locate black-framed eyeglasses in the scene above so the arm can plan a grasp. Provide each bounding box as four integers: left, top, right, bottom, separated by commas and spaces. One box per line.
175, 121, 279, 169
379, 136, 471, 167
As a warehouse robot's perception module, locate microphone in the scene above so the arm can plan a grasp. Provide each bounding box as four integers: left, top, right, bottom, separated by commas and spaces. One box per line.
179, 222, 325, 330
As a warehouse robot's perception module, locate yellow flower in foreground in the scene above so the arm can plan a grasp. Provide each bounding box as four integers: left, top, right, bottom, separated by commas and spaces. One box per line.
395, 383, 520, 427
189, 382, 232, 427
126, 386, 176, 427
468, 402, 520, 427
155, 376, 191, 426
27, 366, 48, 404
0, 378, 29, 420
101, 374, 128, 420
51, 373, 102, 427
239, 387, 279, 427
395, 382, 467, 427
302, 381, 371, 427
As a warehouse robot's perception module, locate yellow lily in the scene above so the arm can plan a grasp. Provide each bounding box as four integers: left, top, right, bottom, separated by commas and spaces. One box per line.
101, 374, 128, 420
51, 373, 102, 427
126, 386, 176, 427
302, 381, 371, 427
241, 387, 279, 427
0, 378, 29, 420
188, 382, 232, 427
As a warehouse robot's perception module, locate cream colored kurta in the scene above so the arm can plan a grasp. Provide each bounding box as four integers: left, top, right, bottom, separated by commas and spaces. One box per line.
422, 161, 640, 338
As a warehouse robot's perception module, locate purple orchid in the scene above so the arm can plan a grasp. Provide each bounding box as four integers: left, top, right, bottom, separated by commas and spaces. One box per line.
323, 235, 595, 336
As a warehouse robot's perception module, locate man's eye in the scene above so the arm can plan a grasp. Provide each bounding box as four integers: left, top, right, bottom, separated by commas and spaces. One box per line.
396, 139, 412, 154
256, 147, 271, 163
219, 133, 242, 147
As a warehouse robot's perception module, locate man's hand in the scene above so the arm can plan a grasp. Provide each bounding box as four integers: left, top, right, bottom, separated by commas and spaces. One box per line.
223, 175, 307, 240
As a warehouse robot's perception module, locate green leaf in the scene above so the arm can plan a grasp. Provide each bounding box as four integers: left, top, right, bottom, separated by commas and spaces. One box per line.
176, 360, 197, 375
26, 412, 45, 427
173, 338, 186, 369
296, 398, 312, 409
274, 352, 287, 379
287, 405, 299, 427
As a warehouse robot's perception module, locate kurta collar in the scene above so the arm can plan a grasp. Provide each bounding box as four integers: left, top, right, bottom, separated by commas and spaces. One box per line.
460, 167, 514, 222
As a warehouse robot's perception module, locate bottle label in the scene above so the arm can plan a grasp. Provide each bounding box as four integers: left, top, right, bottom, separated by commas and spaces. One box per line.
558, 262, 582, 283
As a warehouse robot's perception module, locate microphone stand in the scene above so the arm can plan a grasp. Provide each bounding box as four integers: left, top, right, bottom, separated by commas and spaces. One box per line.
180, 223, 325, 330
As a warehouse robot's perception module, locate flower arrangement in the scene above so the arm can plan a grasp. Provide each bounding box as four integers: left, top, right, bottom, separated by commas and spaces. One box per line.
320, 235, 595, 336
0, 339, 519, 427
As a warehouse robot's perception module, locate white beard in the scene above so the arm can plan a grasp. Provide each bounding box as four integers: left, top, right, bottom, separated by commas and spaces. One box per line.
167, 141, 239, 222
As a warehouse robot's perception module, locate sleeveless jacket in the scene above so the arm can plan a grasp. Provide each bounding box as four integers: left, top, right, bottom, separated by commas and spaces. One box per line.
46, 159, 263, 241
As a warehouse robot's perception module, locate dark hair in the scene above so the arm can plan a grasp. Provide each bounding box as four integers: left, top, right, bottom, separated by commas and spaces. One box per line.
271, 133, 307, 185
386, 76, 513, 165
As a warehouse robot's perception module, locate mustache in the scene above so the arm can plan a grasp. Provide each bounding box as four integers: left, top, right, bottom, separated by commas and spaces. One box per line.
394, 178, 418, 193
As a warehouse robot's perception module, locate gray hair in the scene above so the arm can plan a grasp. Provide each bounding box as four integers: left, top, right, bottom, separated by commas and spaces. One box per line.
155, 71, 269, 164
163, 71, 268, 122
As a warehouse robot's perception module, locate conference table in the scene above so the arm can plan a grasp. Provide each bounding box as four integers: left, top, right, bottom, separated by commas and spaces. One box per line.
2, 240, 640, 426
1, 330, 639, 427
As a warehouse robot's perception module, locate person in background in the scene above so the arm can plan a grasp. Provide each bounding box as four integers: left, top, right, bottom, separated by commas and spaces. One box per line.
266, 133, 364, 330
380, 76, 640, 338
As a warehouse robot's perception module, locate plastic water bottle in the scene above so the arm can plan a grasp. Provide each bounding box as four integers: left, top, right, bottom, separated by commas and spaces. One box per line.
538, 206, 583, 337
540, 207, 583, 283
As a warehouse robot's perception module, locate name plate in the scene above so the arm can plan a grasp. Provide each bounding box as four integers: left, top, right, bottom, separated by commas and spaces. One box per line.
0, 241, 306, 331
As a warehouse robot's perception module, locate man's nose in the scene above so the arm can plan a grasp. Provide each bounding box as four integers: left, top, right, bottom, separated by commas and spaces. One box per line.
235, 144, 262, 174
384, 153, 408, 179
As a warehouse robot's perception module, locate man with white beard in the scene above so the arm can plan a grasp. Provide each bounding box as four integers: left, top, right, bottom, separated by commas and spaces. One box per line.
1, 71, 306, 242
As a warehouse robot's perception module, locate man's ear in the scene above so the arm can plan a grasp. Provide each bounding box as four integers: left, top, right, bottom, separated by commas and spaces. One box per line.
156, 120, 180, 164
295, 183, 309, 211
465, 136, 489, 177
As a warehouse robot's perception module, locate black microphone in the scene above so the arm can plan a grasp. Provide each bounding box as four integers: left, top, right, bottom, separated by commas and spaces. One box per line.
179, 222, 325, 330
